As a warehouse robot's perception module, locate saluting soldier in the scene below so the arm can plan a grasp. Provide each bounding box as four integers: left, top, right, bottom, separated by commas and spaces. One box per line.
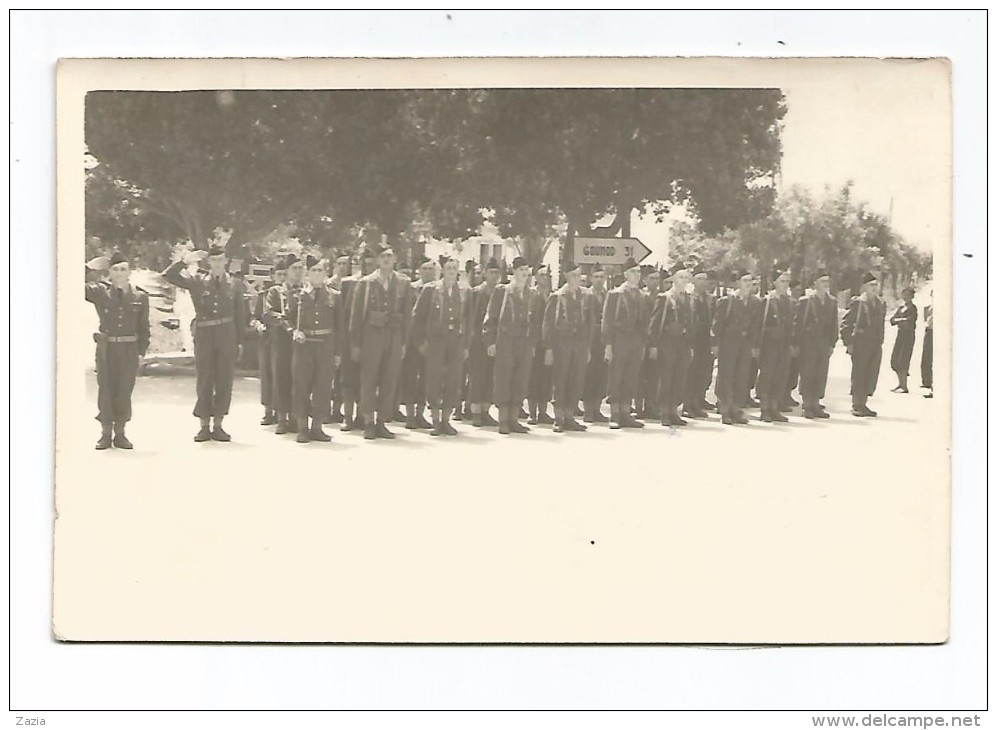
286, 256, 342, 443
85, 252, 151, 450
349, 243, 414, 440
711, 270, 762, 425
792, 271, 838, 419
468, 257, 502, 427
684, 265, 717, 418
841, 272, 886, 417
527, 264, 554, 425
754, 268, 795, 423
411, 256, 473, 436
400, 255, 437, 430
648, 265, 694, 427
483, 256, 543, 435
162, 245, 248, 442
250, 266, 281, 426
324, 254, 351, 424
262, 254, 305, 434
542, 261, 594, 433
582, 263, 609, 423
637, 266, 662, 420
602, 258, 646, 429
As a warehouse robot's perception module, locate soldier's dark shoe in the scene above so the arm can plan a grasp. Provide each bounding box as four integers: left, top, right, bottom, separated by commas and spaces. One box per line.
923, 393, 933, 399
341, 419, 356, 432
393, 409, 406, 422
472, 413, 484, 427
803, 410, 818, 419
771, 411, 790, 423
112, 434, 134, 449
498, 421, 511, 435
363, 424, 378, 439
261, 413, 278, 426
785, 396, 799, 407
287, 420, 299, 434
701, 399, 716, 410
582, 411, 595, 423
621, 416, 645, 429
375, 422, 396, 439
309, 427, 332, 442
430, 424, 444, 436
275, 418, 289, 435
593, 412, 609, 423
322, 414, 334, 425
296, 430, 311, 443
405, 416, 419, 430
688, 408, 708, 419
453, 409, 464, 422
760, 411, 774, 423
733, 413, 749, 425
509, 420, 530, 434
817, 403, 829, 413
416, 414, 432, 429
851, 409, 867, 417
211, 426, 232, 442
721, 414, 735, 425
609, 420, 622, 430
330, 411, 344, 424
673, 416, 688, 426
863, 408, 878, 417
527, 415, 539, 425
815, 410, 830, 419
574, 407, 584, 418
660, 418, 672, 428
565, 419, 587, 432
553, 421, 564, 433
194, 427, 212, 442
538, 412, 555, 425
95, 433, 113, 450
442, 421, 458, 436
482, 412, 499, 427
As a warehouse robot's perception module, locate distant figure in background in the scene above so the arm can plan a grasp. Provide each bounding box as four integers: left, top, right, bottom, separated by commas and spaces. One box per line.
163, 245, 248, 443
85, 252, 151, 450
888, 287, 918, 393
841, 273, 886, 417
527, 264, 554, 425
921, 292, 933, 399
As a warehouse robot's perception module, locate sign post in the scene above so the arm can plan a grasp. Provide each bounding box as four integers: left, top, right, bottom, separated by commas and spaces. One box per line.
573, 236, 652, 266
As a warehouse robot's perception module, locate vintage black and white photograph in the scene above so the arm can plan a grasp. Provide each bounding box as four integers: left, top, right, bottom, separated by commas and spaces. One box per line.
54, 57, 951, 643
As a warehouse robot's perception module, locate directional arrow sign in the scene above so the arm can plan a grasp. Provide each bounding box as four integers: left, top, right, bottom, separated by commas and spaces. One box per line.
573, 236, 652, 266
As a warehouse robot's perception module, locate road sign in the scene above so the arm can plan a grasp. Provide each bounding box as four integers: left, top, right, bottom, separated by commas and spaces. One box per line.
573, 236, 652, 266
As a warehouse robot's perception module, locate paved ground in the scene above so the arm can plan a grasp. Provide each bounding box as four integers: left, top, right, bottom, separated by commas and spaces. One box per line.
55, 319, 947, 644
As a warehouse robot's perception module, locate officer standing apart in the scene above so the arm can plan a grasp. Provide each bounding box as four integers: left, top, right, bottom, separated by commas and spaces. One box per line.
581, 263, 609, 423
411, 256, 473, 436
542, 261, 593, 433
602, 258, 646, 429
163, 244, 248, 442
350, 244, 414, 440
483, 256, 543, 435
467, 258, 502, 428
685, 265, 717, 418
286, 256, 342, 443
648, 265, 694, 427
711, 270, 761, 425
841, 272, 886, 417
263, 254, 305, 434
792, 271, 838, 419
85, 252, 151, 450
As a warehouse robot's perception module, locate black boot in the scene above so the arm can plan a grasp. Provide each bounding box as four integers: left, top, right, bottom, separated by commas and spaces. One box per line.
375, 420, 396, 439
310, 418, 332, 442
194, 419, 212, 442
96, 423, 113, 450
112, 422, 133, 449
296, 418, 312, 443
430, 409, 444, 436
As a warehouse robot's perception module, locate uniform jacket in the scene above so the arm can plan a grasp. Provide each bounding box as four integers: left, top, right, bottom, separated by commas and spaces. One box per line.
710, 293, 762, 346
601, 284, 645, 346
286, 285, 343, 354
648, 290, 694, 345
162, 261, 249, 345
841, 293, 886, 348
85, 282, 151, 355
470, 282, 498, 345
482, 283, 543, 348
262, 282, 303, 335
755, 292, 795, 347
793, 292, 838, 348
690, 291, 717, 343
410, 280, 474, 349
541, 284, 596, 350
349, 270, 414, 345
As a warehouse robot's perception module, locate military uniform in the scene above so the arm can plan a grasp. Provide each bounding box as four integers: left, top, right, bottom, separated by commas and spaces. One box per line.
163, 258, 248, 433
483, 280, 543, 434
638, 285, 661, 418
467, 278, 499, 426
792, 288, 838, 418
582, 284, 609, 422
85, 279, 151, 447
542, 283, 594, 431
400, 277, 432, 428
528, 277, 554, 424
336, 273, 363, 430
350, 268, 414, 438
286, 283, 342, 441
262, 280, 303, 432
711, 289, 762, 424
921, 303, 933, 391
411, 279, 473, 434
754, 291, 795, 421
841, 290, 886, 415
686, 288, 717, 415
250, 286, 276, 424
602, 282, 646, 428
648, 288, 694, 426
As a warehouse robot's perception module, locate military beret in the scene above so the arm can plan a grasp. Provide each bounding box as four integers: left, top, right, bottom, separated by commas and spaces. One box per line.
591, 263, 605, 273
812, 270, 829, 282
733, 269, 753, 282
622, 258, 639, 272
439, 255, 457, 267
108, 250, 128, 267
670, 263, 688, 276
335, 254, 352, 265
563, 261, 581, 274
511, 256, 530, 270
485, 257, 501, 271
376, 243, 395, 256
207, 244, 226, 257
692, 264, 708, 277
534, 264, 550, 276
304, 254, 323, 270
658, 267, 671, 280
862, 272, 879, 284
771, 267, 790, 280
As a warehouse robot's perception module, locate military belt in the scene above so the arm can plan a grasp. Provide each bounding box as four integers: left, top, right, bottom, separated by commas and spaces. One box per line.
197, 317, 234, 327
106, 335, 138, 343
303, 328, 333, 336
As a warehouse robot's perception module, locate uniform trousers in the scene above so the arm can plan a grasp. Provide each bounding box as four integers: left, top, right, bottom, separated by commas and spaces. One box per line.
716, 338, 753, 416
492, 334, 533, 408
850, 343, 883, 408
656, 338, 692, 413
424, 329, 466, 411
551, 336, 589, 409
292, 337, 336, 420
359, 325, 405, 419
193, 322, 238, 419
606, 332, 643, 408
797, 340, 832, 410
96, 340, 139, 424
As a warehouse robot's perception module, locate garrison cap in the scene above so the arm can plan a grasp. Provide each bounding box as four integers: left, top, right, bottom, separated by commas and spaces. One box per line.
108, 250, 128, 267
534, 264, 551, 276
622, 258, 640, 273
511, 256, 530, 271
563, 261, 581, 274
485, 257, 501, 271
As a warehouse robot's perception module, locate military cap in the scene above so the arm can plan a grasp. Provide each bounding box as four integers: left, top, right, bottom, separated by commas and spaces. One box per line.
534, 264, 551, 276
304, 254, 322, 270
108, 250, 128, 267
335, 254, 352, 265
692, 264, 708, 277
439, 255, 456, 267
640, 264, 655, 276
591, 263, 605, 273
811, 270, 829, 282
670, 263, 688, 276
733, 269, 753, 282
771, 266, 790, 280
485, 257, 501, 271
207, 244, 226, 257
414, 253, 431, 267
563, 261, 581, 274
862, 272, 879, 284
376, 243, 395, 256
622, 258, 639, 272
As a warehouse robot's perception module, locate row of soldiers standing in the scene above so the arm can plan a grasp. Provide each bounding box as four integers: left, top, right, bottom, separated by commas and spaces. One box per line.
84, 243, 890, 449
